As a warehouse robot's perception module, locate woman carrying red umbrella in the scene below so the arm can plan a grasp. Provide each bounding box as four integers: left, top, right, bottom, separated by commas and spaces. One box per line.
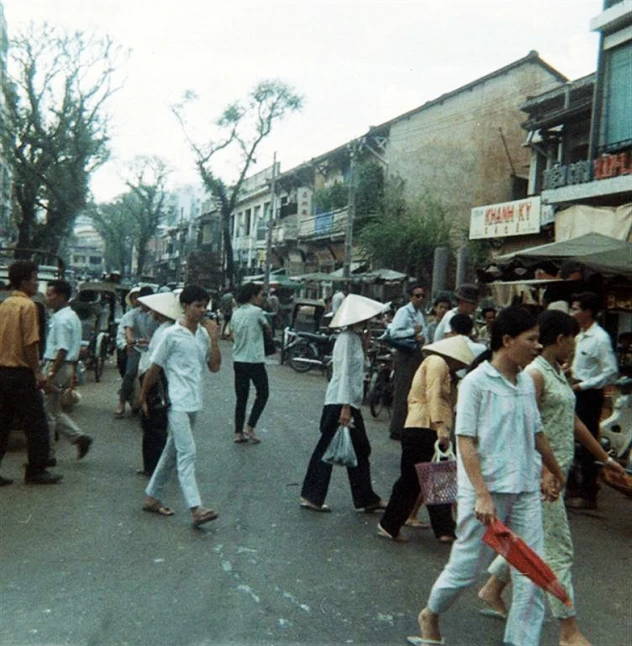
410, 307, 566, 646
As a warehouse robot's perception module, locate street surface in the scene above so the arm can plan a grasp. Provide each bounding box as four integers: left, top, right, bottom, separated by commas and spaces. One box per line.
1, 342, 631, 646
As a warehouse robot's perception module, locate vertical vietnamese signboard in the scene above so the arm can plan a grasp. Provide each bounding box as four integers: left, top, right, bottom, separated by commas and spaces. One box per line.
470, 196, 542, 239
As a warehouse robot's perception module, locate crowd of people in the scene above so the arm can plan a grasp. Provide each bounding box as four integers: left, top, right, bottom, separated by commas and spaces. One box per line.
0, 258, 628, 645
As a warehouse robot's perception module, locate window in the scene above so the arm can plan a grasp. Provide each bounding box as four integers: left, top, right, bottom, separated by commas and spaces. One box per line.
600, 41, 632, 150
244, 209, 252, 236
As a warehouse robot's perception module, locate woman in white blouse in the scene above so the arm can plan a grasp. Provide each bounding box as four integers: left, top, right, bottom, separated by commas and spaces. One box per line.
300, 294, 387, 513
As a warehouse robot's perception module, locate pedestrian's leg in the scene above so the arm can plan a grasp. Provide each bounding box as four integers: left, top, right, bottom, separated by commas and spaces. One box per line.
245, 364, 269, 435
118, 349, 140, 412
300, 406, 337, 507
389, 352, 415, 440
478, 557, 510, 616
0, 370, 17, 474
233, 362, 249, 440
571, 390, 602, 505
17, 374, 52, 473
345, 409, 381, 509
142, 409, 168, 476
169, 411, 202, 509
420, 491, 494, 642
379, 428, 425, 537
503, 492, 546, 646
145, 431, 177, 503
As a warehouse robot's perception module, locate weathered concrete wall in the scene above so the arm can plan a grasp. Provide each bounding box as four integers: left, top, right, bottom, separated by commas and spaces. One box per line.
386, 61, 564, 244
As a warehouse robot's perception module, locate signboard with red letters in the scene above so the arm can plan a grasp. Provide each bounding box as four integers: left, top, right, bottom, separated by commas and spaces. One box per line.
469, 196, 541, 240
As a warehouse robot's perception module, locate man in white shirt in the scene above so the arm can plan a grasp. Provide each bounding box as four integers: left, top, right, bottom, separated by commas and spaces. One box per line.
387, 284, 427, 440
140, 284, 222, 527
43, 281, 93, 460
568, 292, 618, 509
433, 284, 479, 342
331, 284, 350, 316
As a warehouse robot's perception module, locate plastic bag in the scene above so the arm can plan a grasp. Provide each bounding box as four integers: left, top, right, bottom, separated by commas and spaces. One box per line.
322, 425, 358, 468
415, 440, 457, 505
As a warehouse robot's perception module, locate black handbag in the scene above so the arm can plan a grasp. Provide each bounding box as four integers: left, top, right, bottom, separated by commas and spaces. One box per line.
146, 371, 170, 413
381, 329, 420, 354
263, 327, 276, 356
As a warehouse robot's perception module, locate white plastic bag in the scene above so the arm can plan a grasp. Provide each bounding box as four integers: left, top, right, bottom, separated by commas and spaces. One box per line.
322, 425, 358, 468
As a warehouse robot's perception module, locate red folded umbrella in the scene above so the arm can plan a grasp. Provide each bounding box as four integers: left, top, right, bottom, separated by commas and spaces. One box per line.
483, 518, 572, 607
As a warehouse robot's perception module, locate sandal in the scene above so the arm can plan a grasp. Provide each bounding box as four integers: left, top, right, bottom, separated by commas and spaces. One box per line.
360, 499, 388, 514
244, 431, 261, 444
142, 500, 174, 516
191, 507, 219, 527
234, 435, 247, 443
300, 498, 331, 512
377, 523, 409, 542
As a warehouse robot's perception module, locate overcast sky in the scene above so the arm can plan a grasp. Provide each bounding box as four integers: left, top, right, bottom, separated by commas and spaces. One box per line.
4, 0, 603, 201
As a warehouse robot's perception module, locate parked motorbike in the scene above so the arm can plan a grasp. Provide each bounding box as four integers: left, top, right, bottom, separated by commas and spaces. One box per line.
600, 376, 632, 497
286, 329, 338, 377
365, 342, 395, 418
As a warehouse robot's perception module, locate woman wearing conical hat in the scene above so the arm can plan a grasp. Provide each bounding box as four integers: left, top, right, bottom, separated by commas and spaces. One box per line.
300, 294, 387, 513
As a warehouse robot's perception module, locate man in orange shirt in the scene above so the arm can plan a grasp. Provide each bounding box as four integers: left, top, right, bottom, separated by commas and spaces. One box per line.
0, 260, 63, 485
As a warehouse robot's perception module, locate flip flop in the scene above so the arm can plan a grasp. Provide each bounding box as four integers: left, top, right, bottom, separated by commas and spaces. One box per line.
406, 637, 445, 645
478, 608, 508, 621
245, 432, 261, 444
142, 502, 174, 516
234, 436, 247, 443
113, 410, 125, 419
377, 523, 410, 542
405, 518, 430, 528
300, 499, 331, 512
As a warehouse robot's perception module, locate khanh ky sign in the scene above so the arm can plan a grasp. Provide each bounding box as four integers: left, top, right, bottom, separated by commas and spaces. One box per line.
470, 196, 541, 240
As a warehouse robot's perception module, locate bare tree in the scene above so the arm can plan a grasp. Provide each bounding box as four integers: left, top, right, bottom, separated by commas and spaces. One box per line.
2, 22, 125, 255
122, 156, 171, 277
172, 80, 303, 285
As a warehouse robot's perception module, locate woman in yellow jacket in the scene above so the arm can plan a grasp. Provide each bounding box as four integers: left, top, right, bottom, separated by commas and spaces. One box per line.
378, 336, 474, 542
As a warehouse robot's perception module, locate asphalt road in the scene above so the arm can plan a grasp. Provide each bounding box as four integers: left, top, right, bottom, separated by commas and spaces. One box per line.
1, 342, 631, 646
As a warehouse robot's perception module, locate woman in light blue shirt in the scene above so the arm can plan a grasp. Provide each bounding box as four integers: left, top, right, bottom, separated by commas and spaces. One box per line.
411, 307, 566, 646
300, 294, 386, 513
230, 282, 271, 444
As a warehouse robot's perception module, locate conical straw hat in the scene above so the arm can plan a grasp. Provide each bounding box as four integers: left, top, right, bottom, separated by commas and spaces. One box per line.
329, 294, 387, 328
125, 286, 141, 306
423, 335, 475, 368
138, 292, 183, 321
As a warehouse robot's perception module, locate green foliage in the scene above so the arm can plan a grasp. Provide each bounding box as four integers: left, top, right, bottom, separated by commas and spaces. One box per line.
354, 159, 385, 229
358, 177, 454, 283
313, 182, 348, 213
2, 22, 124, 255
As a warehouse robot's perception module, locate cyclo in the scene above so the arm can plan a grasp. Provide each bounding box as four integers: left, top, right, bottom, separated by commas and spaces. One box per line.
71, 281, 121, 382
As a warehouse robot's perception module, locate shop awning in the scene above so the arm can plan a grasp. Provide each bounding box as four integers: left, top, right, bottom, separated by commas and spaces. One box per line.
495, 233, 632, 277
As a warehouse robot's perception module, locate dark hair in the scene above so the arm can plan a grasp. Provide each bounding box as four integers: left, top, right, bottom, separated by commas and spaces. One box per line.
490, 307, 538, 352
9, 260, 38, 289
407, 283, 425, 296
139, 286, 154, 297
450, 313, 474, 336
481, 307, 496, 318
48, 280, 72, 301
537, 310, 579, 347
237, 282, 262, 304
179, 284, 209, 306
571, 292, 601, 318
560, 260, 584, 280
433, 295, 452, 307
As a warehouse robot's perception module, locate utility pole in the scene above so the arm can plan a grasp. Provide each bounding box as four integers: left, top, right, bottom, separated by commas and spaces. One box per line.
263, 152, 277, 294
343, 143, 357, 280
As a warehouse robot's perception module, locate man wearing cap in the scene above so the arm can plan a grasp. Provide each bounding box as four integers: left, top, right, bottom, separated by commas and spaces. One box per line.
114, 286, 158, 418
387, 284, 428, 441
0, 261, 62, 485
433, 283, 479, 342
43, 280, 93, 460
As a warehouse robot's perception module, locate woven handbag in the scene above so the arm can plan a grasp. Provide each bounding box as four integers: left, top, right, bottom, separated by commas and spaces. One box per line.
415, 441, 457, 506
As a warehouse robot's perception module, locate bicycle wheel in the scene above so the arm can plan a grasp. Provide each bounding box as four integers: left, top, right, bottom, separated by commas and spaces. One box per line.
288, 342, 316, 373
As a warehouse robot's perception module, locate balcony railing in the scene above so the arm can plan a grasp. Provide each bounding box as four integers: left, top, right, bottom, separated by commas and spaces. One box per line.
298, 207, 347, 240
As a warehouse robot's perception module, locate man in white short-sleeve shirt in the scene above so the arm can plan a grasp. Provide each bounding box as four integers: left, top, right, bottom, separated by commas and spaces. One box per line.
140, 284, 222, 528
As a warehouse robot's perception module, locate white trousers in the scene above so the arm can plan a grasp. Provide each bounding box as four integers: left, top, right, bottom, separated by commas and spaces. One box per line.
145, 410, 201, 509
427, 490, 545, 646
43, 362, 83, 451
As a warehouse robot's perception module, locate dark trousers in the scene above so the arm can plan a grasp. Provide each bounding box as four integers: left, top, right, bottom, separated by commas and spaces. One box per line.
389, 350, 422, 439
234, 362, 269, 434
116, 348, 128, 378
568, 389, 604, 503
301, 404, 381, 509
139, 374, 168, 476
380, 427, 456, 539
0, 367, 51, 473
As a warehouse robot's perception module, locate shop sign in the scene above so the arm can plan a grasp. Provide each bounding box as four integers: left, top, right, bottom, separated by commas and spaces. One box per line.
470, 196, 541, 240
298, 187, 312, 220
543, 149, 632, 190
